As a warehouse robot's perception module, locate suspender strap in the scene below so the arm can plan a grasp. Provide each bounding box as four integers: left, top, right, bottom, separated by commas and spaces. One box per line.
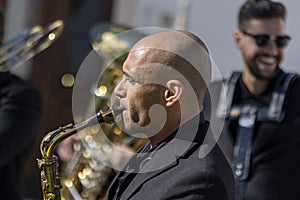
268, 73, 297, 122
234, 105, 257, 200
216, 71, 297, 200
217, 72, 297, 122
216, 72, 241, 118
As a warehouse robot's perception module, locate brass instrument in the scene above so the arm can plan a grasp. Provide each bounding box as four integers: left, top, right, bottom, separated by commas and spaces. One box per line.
37, 108, 122, 200
0, 20, 64, 72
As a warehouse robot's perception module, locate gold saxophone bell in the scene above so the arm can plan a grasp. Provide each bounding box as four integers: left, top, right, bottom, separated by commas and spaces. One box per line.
37, 108, 120, 200
0, 19, 64, 72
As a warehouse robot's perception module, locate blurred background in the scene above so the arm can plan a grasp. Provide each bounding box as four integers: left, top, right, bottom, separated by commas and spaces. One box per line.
0, 0, 298, 199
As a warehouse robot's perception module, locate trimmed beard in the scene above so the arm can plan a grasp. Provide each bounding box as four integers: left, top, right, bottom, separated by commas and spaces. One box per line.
243, 53, 280, 81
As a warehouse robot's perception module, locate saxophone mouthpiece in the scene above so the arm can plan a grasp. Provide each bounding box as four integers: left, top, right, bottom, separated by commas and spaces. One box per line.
112, 106, 125, 117
97, 106, 124, 124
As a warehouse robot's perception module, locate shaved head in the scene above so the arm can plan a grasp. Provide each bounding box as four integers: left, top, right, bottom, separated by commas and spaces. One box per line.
127, 30, 212, 103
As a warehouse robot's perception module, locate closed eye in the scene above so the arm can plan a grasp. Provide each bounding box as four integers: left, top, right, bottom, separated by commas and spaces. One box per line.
123, 72, 137, 84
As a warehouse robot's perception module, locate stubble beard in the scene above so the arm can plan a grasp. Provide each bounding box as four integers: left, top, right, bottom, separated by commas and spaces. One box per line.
243, 53, 280, 81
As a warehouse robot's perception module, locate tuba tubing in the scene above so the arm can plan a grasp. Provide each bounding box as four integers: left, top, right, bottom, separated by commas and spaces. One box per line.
0, 20, 64, 72
37, 107, 123, 200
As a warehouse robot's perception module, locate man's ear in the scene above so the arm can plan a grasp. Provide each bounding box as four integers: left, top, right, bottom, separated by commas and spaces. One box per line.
233, 29, 243, 49
164, 80, 183, 107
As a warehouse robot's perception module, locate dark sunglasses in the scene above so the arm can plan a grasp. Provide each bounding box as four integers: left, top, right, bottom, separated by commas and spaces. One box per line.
241, 30, 291, 48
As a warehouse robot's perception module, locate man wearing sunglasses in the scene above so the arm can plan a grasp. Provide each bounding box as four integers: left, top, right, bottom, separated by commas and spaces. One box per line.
204, 0, 300, 199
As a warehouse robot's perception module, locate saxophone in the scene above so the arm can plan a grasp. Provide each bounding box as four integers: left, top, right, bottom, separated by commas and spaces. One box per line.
37, 108, 121, 200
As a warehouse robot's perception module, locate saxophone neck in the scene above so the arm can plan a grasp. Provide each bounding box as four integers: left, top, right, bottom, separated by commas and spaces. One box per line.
40, 123, 78, 160
40, 108, 117, 159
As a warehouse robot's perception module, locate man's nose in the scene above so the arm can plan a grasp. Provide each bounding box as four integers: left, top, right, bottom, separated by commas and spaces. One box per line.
263, 40, 279, 56
114, 81, 126, 98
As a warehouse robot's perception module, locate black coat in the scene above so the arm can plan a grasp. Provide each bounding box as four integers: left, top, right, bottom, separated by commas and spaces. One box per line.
0, 72, 42, 200
107, 115, 234, 200
204, 70, 300, 200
